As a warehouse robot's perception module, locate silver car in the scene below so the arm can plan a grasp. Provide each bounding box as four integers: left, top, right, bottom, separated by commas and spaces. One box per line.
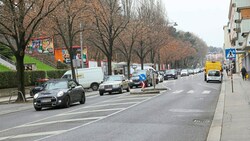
99, 75, 130, 96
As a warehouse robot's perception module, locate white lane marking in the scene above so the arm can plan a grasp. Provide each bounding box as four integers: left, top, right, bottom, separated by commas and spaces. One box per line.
102, 97, 149, 103
0, 94, 132, 134
35, 93, 162, 141
172, 90, 184, 94
19, 117, 106, 128
187, 90, 194, 94
202, 90, 211, 94
0, 130, 67, 141
84, 102, 138, 108
198, 83, 220, 90
56, 108, 125, 116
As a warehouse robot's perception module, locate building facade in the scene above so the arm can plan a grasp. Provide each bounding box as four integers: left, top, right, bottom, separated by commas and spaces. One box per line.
225, 0, 250, 73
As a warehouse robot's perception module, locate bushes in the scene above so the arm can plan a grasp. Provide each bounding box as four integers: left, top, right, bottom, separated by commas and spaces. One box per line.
0, 70, 67, 89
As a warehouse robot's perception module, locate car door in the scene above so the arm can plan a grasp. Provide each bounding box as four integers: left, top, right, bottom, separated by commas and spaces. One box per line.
68, 80, 79, 103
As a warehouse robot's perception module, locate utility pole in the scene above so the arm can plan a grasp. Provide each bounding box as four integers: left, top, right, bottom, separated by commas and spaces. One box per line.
80, 22, 84, 68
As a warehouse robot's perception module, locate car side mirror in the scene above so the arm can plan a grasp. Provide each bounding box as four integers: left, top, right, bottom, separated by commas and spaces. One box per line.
70, 85, 76, 89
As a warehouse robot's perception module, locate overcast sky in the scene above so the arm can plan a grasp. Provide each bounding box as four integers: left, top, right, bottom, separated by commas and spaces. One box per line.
163, 0, 231, 47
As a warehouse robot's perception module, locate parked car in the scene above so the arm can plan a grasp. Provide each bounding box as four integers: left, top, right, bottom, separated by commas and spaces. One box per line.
99, 75, 130, 96
180, 69, 189, 77
33, 79, 85, 111
62, 67, 104, 91
129, 70, 153, 88
188, 69, 194, 75
164, 69, 178, 80
157, 71, 164, 83
206, 70, 222, 83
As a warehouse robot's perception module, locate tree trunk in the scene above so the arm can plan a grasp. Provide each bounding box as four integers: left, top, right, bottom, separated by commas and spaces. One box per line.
127, 60, 131, 79
69, 47, 76, 81
15, 53, 26, 102
140, 57, 144, 70
107, 55, 112, 75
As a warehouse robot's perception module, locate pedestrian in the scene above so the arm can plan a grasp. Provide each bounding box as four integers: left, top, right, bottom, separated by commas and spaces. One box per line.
138, 73, 146, 91
226, 66, 229, 76
241, 67, 247, 80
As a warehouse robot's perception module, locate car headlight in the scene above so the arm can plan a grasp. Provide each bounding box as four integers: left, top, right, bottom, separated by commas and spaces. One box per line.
57, 91, 64, 97
34, 93, 39, 99
113, 84, 120, 88
99, 85, 104, 89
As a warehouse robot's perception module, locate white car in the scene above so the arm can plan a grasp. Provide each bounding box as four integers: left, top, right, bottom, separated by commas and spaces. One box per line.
206, 70, 222, 83
180, 69, 189, 76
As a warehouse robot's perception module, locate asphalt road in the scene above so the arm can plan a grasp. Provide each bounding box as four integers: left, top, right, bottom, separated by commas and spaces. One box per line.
0, 73, 221, 141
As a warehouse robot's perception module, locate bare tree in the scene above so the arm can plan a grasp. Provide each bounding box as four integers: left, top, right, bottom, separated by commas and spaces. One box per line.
88, 0, 129, 75
0, 0, 62, 102
50, 0, 88, 80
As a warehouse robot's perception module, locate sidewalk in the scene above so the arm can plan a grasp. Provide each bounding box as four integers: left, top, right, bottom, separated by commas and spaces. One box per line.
221, 74, 250, 141
207, 73, 250, 141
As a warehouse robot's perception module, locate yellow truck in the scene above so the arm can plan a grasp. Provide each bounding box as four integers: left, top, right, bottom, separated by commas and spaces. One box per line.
204, 61, 222, 81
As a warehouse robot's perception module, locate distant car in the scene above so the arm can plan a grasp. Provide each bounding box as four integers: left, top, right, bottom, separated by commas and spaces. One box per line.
188, 69, 194, 75
33, 79, 85, 111
99, 75, 130, 96
206, 70, 222, 83
180, 69, 189, 77
164, 69, 178, 80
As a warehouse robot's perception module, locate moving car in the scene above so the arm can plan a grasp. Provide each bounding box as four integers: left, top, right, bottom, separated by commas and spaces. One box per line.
62, 67, 104, 91
206, 70, 222, 83
204, 61, 222, 81
33, 79, 85, 111
99, 75, 130, 96
164, 69, 178, 80
180, 69, 189, 77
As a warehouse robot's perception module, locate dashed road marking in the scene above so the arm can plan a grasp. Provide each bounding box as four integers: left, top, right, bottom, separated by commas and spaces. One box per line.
202, 90, 211, 94
187, 90, 194, 94
173, 90, 184, 94
57, 108, 125, 116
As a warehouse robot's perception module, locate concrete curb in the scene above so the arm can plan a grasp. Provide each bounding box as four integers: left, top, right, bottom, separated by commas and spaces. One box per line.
206, 78, 225, 141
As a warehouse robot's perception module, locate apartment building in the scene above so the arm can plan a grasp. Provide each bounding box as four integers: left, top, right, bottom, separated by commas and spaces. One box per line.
225, 0, 250, 73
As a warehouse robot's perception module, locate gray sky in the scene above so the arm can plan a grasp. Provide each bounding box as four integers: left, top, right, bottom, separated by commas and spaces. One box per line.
163, 0, 231, 47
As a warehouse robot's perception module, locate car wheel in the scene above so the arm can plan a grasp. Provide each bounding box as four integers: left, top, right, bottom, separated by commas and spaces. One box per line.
80, 93, 86, 104
91, 83, 99, 91
99, 91, 104, 96
207, 80, 209, 83
126, 87, 130, 92
64, 96, 70, 108
34, 107, 42, 111
119, 87, 123, 94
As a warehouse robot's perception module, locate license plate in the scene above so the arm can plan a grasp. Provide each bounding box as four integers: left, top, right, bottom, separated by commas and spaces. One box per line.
105, 89, 112, 91
41, 99, 51, 103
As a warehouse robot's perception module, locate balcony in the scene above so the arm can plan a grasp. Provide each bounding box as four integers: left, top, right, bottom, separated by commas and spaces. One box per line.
242, 33, 250, 50
240, 19, 250, 37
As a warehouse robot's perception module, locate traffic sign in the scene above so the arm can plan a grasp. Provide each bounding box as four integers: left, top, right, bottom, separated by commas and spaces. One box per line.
225, 48, 236, 59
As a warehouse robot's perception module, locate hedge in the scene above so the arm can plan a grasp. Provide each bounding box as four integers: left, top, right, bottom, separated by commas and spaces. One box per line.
0, 70, 67, 89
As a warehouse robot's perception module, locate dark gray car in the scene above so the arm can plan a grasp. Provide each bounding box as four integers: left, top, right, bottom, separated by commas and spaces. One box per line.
33, 79, 85, 111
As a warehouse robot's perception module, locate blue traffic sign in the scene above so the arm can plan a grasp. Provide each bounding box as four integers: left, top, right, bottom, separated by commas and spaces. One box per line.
225, 48, 236, 59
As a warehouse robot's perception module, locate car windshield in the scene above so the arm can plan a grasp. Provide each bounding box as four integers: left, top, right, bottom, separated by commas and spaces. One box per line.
208, 71, 220, 76
181, 69, 188, 72
132, 70, 146, 76
44, 81, 68, 90
106, 76, 123, 81
165, 69, 174, 74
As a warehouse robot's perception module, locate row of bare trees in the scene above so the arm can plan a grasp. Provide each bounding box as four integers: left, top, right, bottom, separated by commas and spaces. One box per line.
0, 0, 208, 102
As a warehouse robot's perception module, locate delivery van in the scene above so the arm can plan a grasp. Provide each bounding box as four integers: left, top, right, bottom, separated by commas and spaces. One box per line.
62, 67, 104, 91
204, 61, 222, 81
